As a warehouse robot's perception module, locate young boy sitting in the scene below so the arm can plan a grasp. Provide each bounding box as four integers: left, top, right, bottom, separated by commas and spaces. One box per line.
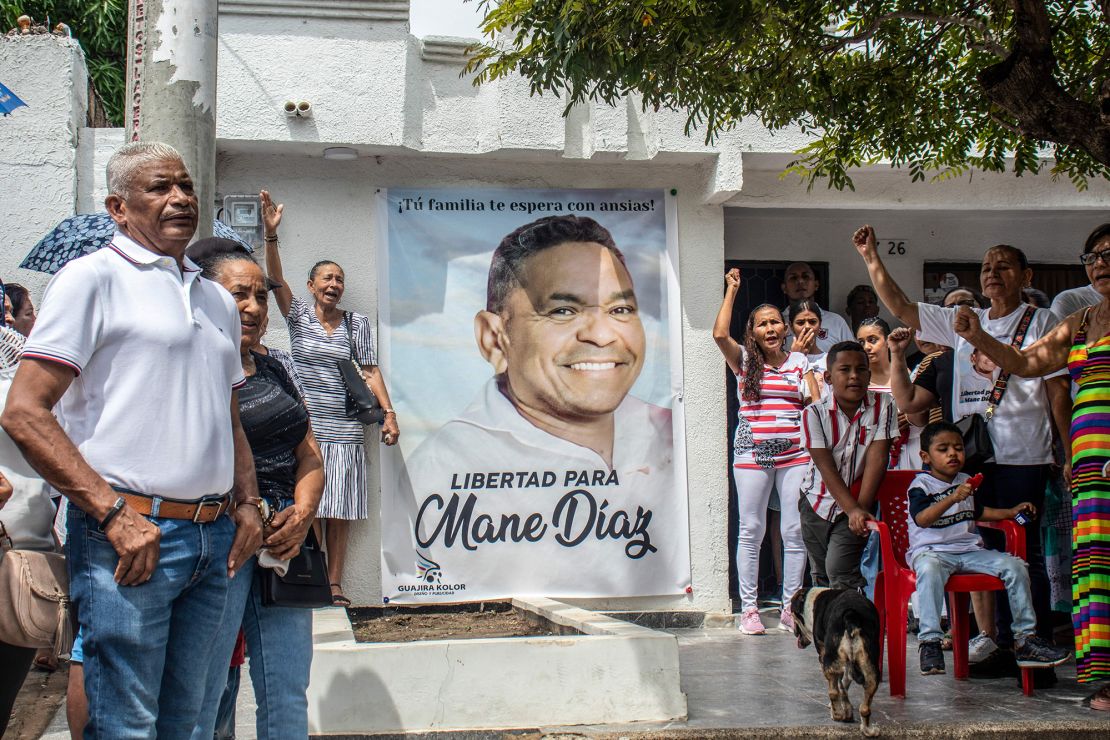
909, 421, 1070, 675
799, 341, 896, 589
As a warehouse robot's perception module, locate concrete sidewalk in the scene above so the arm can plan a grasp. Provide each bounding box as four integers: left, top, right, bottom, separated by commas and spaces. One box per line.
39, 616, 1110, 738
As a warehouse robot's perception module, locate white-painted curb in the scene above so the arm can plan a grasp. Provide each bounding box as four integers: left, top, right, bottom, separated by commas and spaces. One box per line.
306, 598, 687, 734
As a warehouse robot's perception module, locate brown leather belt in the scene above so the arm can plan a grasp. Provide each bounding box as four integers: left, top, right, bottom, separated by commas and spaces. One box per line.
118, 492, 232, 523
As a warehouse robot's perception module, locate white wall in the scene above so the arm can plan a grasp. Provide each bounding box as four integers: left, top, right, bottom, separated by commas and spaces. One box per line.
216, 151, 733, 614
0, 34, 87, 300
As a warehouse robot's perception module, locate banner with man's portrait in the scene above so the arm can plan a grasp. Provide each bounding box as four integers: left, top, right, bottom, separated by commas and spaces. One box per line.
378, 188, 690, 603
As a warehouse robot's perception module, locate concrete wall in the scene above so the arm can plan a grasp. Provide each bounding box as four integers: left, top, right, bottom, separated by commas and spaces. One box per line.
216, 151, 732, 614
0, 34, 88, 299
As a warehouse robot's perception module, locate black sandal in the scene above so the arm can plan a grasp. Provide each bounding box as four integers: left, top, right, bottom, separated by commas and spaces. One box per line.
330, 582, 351, 607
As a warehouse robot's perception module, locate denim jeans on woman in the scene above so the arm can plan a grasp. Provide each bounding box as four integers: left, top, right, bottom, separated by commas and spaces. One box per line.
67, 508, 253, 739
214, 496, 314, 740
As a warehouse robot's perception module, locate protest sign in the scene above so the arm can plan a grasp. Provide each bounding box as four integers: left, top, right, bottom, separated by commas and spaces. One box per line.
379, 188, 690, 602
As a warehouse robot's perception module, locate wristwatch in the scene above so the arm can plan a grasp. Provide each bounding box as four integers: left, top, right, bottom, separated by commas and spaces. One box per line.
239, 497, 274, 526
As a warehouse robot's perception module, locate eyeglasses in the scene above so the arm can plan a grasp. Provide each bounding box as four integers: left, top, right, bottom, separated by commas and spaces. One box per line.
1080, 249, 1110, 266
945, 299, 976, 308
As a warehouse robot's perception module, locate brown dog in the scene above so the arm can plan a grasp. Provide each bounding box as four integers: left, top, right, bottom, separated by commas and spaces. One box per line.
791, 587, 881, 737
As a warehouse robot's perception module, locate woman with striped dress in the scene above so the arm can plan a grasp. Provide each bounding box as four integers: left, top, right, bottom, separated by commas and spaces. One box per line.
261, 191, 400, 606
714, 268, 819, 635
952, 222, 1110, 709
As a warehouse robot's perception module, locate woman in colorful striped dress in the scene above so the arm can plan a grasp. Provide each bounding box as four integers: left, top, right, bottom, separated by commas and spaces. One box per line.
715, 269, 819, 635
261, 191, 401, 607
953, 222, 1110, 709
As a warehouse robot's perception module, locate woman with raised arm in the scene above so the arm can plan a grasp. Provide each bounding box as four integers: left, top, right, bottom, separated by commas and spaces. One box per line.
851, 224, 1070, 657
262, 190, 400, 607
951, 223, 1110, 707
715, 268, 817, 635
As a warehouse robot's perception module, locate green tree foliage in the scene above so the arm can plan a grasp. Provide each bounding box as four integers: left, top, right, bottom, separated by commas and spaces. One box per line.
2, 1, 126, 125
469, 1, 1110, 190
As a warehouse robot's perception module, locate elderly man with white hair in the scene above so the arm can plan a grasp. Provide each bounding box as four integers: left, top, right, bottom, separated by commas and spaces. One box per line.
1, 142, 263, 738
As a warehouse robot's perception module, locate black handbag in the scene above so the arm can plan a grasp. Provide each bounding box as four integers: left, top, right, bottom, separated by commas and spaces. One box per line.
259, 528, 332, 609
954, 305, 1035, 474
337, 311, 385, 425
955, 412, 993, 474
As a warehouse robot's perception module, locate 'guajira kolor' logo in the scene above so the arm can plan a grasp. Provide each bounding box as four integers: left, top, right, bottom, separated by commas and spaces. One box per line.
387, 550, 467, 600
416, 550, 441, 583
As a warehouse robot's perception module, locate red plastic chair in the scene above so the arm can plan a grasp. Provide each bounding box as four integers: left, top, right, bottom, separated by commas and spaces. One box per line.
861, 471, 1033, 697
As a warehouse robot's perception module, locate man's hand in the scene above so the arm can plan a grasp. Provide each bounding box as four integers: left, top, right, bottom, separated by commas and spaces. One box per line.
852, 225, 878, 261
847, 506, 875, 537
888, 327, 912, 356
104, 507, 162, 586
264, 504, 313, 561
953, 305, 981, 340
725, 268, 741, 290
260, 190, 283, 236
381, 413, 400, 446
1009, 501, 1036, 519
227, 502, 264, 578
0, 472, 11, 509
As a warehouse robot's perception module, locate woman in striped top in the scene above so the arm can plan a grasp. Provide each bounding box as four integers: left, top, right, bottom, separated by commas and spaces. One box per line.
262, 191, 400, 607
714, 268, 819, 635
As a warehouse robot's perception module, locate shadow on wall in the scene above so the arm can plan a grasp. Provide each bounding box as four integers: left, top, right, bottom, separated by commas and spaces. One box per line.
310, 659, 402, 735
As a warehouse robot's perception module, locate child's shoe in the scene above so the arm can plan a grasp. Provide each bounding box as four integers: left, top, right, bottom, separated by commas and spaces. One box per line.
1014, 636, 1070, 668
738, 607, 766, 635
919, 640, 946, 674
968, 631, 999, 664
778, 604, 795, 633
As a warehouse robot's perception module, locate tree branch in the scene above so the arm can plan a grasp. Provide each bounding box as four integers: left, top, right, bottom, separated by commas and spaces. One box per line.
823, 10, 1006, 58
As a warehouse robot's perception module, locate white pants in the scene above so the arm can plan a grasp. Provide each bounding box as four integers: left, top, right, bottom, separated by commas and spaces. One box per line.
733, 465, 808, 611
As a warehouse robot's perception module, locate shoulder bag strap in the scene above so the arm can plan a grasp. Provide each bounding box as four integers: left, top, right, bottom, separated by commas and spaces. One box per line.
344, 311, 357, 364
1074, 306, 1094, 346
985, 305, 1036, 419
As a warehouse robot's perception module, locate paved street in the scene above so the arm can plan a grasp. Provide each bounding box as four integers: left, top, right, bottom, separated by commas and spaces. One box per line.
36, 611, 1106, 739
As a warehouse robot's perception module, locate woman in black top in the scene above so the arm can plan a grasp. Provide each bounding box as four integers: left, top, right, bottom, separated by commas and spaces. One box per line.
194, 241, 324, 740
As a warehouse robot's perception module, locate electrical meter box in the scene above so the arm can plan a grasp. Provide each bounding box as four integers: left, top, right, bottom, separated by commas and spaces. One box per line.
221, 194, 263, 249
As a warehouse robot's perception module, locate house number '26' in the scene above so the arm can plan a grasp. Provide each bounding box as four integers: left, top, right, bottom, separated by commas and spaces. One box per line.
886, 240, 907, 255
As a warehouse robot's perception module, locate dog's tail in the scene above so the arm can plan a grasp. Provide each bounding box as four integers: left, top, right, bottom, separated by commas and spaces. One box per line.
843, 611, 880, 685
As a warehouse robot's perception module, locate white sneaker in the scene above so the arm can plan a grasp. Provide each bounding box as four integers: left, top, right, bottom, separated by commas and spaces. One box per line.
967, 632, 999, 664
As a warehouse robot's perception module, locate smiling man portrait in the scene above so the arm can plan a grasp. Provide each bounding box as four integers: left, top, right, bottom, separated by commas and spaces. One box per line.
405, 214, 672, 483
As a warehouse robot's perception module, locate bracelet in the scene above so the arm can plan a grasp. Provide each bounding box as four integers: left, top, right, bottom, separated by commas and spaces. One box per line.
98, 496, 126, 532
264, 235, 279, 242
383, 409, 396, 416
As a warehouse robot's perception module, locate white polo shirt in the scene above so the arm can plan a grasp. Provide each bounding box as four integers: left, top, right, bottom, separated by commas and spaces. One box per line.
23, 233, 244, 501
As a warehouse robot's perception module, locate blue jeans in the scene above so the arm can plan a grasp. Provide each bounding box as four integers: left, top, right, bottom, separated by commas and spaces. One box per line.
911, 548, 1036, 644
67, 508, 253, 739
213, 664, 240, 740
216, 497, 314, 740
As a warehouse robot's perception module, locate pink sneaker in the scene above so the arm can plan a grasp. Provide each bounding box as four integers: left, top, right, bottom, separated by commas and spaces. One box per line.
738, 607, 765, 635
778, 604, 795, 633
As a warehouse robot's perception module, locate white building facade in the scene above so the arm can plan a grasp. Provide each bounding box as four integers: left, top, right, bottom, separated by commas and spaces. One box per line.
2, 0, 1108, 618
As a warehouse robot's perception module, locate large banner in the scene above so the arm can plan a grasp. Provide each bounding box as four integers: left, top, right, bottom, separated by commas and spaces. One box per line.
379, 188, 690, 603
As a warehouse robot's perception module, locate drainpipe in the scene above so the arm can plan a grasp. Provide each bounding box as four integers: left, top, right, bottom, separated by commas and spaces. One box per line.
126, 0, 217, 239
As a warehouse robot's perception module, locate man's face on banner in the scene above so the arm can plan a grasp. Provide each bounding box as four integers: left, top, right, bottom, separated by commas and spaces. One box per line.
482, 241, 646, 421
